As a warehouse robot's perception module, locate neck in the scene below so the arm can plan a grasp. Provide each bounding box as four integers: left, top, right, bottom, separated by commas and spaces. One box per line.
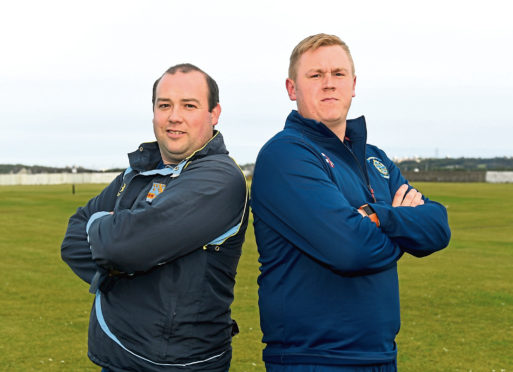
325, 120, 347, 143
328, 121, 346, 142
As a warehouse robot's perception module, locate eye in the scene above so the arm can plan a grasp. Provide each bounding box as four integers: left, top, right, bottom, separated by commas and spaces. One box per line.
334, 72, 345, 77
184, 103, 197, 109
310, 73, 321, 79
158, 103, 170, 109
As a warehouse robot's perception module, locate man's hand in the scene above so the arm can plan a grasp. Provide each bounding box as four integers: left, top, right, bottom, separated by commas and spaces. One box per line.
392, 184, 424, 207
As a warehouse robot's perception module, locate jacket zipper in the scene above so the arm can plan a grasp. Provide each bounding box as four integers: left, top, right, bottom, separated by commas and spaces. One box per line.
343, 143, 376, 203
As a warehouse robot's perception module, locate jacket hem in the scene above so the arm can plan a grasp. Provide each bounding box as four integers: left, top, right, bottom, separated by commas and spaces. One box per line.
263, 350, 397, 366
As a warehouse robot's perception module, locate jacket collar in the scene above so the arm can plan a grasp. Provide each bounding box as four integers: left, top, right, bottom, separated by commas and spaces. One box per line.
285, 110, 367, 144
127, 130, 228, 172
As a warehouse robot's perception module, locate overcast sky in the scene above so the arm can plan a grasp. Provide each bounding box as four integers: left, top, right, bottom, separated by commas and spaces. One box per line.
1, 0, 512, 169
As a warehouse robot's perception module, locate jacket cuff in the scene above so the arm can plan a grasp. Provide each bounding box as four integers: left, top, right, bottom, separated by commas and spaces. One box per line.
86, 211, 111, 234
367, 202, 391, 231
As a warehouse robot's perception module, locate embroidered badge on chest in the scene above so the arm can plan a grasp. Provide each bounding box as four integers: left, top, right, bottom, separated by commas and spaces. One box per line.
321, 153, 335, 168
367, 157, 389, 179
146, 182, 166, 202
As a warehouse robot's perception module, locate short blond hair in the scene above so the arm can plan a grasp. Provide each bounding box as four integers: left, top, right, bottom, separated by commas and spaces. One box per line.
288, 33, 355, 80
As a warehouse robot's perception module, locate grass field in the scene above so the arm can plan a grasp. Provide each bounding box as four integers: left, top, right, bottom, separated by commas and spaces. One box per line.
0, 183, 512, 371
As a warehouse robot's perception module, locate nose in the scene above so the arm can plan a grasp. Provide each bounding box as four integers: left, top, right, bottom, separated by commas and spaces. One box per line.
322, 74, 335, 90
167, 107, 182, 123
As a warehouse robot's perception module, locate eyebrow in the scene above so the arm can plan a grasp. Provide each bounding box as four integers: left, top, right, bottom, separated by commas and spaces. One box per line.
181, 98, 201, 104
155, 97, 201, 104
306, 67, 350, 74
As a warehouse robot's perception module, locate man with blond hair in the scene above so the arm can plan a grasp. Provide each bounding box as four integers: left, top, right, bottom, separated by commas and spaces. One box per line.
251, 34, 451, 371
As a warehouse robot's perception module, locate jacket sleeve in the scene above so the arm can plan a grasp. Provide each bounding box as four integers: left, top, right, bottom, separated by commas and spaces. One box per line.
60, 172, 124, 284
369, 149, 451, 257
87, 158, 247, 274
251, 137, 402, 276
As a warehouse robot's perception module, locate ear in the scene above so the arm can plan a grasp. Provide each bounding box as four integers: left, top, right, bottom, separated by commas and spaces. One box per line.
285, 78, 297, 101
210, 103, 221, 126
352, 75, 357, 98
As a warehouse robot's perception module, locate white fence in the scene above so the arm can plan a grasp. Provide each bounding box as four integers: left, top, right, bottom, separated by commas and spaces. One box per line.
485, 171, 513, 183
0, 172, 119, 185
1, 171, 513, 185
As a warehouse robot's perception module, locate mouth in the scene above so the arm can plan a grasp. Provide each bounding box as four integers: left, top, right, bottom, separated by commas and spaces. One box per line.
166, 129, 186, 139
321, 98, 338, 102
166, 130, 185, 135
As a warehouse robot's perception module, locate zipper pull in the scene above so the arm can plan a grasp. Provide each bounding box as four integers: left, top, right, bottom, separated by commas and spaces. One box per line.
369, 185, 376, 203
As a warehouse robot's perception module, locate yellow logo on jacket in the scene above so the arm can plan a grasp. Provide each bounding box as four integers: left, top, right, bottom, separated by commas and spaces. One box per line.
117, 183, 126, 197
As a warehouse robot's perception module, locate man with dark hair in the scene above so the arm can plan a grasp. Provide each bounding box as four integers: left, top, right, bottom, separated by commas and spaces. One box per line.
251, 34, 451, 371
62, 63, 248, 371
151, 63, 219, 111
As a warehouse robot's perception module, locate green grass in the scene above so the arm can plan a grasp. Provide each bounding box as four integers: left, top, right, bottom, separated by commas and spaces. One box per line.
396, 183, 513, 371
0, 183, 511, 371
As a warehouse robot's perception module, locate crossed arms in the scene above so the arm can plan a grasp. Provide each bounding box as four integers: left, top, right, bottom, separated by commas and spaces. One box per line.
251, 138, 451, 276
61, 159, 247, 284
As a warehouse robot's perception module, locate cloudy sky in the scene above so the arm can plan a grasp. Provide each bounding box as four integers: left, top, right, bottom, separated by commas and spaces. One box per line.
1, 0, 512, 169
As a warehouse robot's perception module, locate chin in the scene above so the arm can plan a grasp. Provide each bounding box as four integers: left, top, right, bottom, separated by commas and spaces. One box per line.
321, 115, 341, 122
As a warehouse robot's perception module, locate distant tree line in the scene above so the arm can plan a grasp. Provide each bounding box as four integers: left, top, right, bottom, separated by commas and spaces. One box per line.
0, 164, 124, 174
395, 157, 513, 172
2, 157, 513, 175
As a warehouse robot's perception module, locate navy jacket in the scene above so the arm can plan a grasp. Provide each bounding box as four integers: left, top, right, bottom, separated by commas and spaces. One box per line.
251, 111, 450, 365
62, 131, 249, 371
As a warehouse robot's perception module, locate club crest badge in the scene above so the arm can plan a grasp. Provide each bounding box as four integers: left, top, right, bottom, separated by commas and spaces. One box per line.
321, 153, 335, 168
146, 182, 166, 203
367, 157, 389, 179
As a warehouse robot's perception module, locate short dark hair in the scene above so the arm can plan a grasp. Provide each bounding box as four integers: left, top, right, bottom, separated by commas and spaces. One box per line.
152, 63, 219, 112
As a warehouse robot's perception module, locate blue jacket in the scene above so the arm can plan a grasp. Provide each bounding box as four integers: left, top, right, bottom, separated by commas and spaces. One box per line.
251, 111, 450, 365
61, 132, 249, 371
